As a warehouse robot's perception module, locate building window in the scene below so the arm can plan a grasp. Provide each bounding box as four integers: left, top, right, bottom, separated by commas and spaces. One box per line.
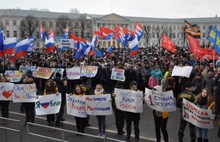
173, 33, 176, 38
173, 26, 176, 30
50, 22, 53, 27
203, 25, 206, 29
203, 33, 206, 38
13, 20, 17, 26
75, 23, 79, 28
181, 33, 184, 38
37, 43, 39, 47
75, 31, 79, 36
13, 31, 17, 37
5, 20, 9, 25
6, 31, 9, 37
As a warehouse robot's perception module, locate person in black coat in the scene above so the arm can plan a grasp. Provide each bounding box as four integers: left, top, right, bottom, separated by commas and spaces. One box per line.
22, 74, 36, 126
124, 81, 141, 142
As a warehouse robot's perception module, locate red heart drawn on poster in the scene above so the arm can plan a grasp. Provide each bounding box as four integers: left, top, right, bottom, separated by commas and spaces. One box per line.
2, 91, 12, 99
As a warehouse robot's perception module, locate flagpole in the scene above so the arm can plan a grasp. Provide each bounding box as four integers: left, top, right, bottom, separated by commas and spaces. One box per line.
213, 49, 215, 70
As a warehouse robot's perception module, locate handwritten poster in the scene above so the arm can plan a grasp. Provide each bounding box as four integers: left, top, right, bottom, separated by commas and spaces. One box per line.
66, 94, 87, 118
114, 88, 143, 113
81, 66, 98, 78
13, 84, 37, 103
85, 94, 112, 115
0, 83, 14, 100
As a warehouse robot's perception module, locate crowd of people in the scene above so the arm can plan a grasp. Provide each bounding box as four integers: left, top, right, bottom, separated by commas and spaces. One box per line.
0, 46, 220, 142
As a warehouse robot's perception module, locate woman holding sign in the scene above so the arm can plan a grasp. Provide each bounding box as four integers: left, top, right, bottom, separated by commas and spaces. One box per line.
0, 75, 10, 125
44, 79, 59, 127
194, 88, 214, 142
94, 84, 107, 137
71, 85, 86, 135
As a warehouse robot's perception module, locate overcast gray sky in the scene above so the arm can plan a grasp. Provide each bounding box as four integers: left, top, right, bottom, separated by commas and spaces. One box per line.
0, 0, 220, 18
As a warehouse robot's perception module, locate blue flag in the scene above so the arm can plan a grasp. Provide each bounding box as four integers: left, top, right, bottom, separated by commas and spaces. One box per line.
207, 25, 218, 43
214, 32, 220, 54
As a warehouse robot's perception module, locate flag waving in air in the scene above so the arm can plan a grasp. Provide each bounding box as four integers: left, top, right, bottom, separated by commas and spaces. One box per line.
135, 22, 144, 41
48, 28, 55, 39
114, 26, 135, 47
63, 27, 69, 39
129, 35, 139, 57
3, 37, 17, 55
45, 37, 56, 53
162, 34, 176, 53
100, 27, 114, 40
13, 38, 32, 60
40, 23, 47, 41
184, 20, 201, 39
207, 25, 220, 54
0, 29, 4, 57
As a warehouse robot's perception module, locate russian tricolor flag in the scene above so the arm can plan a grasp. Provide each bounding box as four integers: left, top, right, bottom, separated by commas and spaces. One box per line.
0, 30, 4, 57
45, 37, 56, 53
3, 37, 17, 54
129, 35, 139, 57
13, 38, 29, 60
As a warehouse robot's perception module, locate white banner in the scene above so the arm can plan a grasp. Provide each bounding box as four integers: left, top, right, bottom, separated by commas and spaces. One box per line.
171, 66, 193, 78
85, 94, 112, 115
58, 39, 74, 49
145, 88, 176, 112
0, 83, 14, 100
5, 70, 22, 82
114, 88, 143, 113
34, 67, 53, 79
66, 67, 81, 80
35, 94, 61, 115
110, 68, 126, 82
80, 66, 98, 78
66, 94, 87, 118
13, 84, 37, 103
182, 98, 213, 129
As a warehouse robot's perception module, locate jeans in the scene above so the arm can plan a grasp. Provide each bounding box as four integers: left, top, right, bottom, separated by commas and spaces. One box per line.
196, 127, 208, 139
96, 115, 106, 134
126, 119, 140, 140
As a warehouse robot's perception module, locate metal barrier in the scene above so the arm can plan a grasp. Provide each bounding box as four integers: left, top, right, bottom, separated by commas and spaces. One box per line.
27, 122, 124, 142
0, 117, 22, 142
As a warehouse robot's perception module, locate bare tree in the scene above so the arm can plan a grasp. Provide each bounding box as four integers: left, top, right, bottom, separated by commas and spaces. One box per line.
79, 14, 92, 39
55, 15, 72, 37
20, 15, 39, 39
143, 25, 153, 47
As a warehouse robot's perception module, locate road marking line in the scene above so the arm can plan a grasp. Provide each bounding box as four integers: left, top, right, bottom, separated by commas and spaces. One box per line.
9, 111, 157, 141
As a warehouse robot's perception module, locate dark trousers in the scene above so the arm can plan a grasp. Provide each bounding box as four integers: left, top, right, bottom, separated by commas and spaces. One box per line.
126, 119, 140, 140
0, 101, 9, 118
47, 114, 55, 125
56, 104, 64, 124
75, 117, 86, 133
96, 115, 106, 134
178, 118, 196, 142
114, 109, 125, 133
23, 103, 35, 123
153, 113, 168, 142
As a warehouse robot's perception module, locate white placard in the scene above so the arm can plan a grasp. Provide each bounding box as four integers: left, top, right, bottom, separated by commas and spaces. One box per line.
110, 68, 125, 82
35, 94, 61, 115
80, 66, 98, 78
66, 94, 87, 118
145, 88, 176, 112
114, 88, 143, 113
171, 66, 193, 78
0, 83, 14, 100
85, 94, 112, 115
13, 84, 37, 103
66, 67, 81, 80
182, 98, 213, 129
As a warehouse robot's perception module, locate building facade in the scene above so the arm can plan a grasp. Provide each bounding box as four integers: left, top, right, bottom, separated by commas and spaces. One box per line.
0, 9, 220, 49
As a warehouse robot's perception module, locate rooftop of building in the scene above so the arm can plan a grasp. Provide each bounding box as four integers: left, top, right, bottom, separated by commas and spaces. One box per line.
1, 9, 220, 24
